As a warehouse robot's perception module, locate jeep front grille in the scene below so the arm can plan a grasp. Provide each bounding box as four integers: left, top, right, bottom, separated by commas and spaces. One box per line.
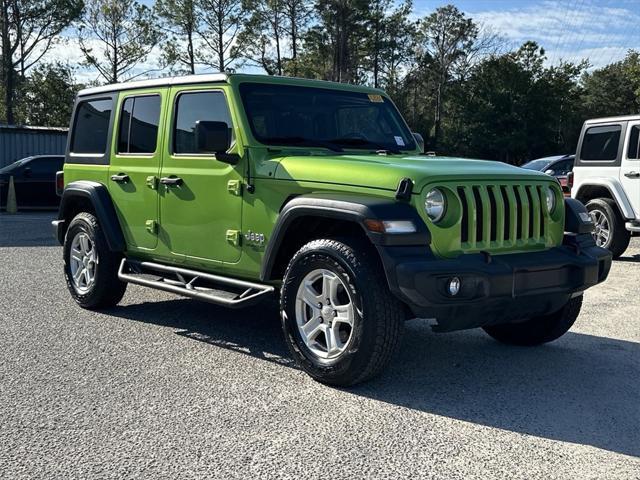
456, 184, 548, 250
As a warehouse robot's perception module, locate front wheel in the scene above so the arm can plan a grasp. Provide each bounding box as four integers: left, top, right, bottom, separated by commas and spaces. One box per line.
586, 198, 630, 259
63, 212, 127, 309
483, 295, 583, 346
280, 239, 404, 386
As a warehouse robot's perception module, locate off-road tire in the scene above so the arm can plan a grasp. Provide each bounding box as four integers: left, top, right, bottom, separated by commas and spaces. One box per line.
63, 212, 127, 309
483, 295, 583, 346
280, 238, 404, 386
586, 198, 631, 259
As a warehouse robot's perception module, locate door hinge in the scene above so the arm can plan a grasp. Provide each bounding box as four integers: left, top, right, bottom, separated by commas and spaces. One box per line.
146, 220, 157, 234
226, 229, 241, 246
227, 179, 242, 196
146, 176, 158, 190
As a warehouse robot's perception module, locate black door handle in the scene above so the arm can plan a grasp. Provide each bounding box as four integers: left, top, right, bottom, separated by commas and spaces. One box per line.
624, 171, 640, 178
160, 176, 183, 186
110, 173, 129, 183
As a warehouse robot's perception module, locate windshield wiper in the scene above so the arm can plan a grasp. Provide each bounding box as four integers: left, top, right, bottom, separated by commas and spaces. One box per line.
260, 136, 343, 152
326, 137, 401, 154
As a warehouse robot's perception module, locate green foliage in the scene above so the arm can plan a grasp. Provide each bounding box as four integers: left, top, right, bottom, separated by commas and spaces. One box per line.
18, 63, 81, 127
0, 0, 82, 123
196, 0, 249, 72
582, 51, 640, 117
298, 0, 371, 82
435, 42, 587, 164
237, 0, 287, 75
2, 0, 639, 166
78, 0, 162, 83
155, 0, 199, 74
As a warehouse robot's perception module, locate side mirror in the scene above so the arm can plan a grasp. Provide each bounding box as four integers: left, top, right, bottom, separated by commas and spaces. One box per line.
544, 169, 555, 175
194, 120, 239, 164
23, 167, 32, 178
412, 132, 425, 153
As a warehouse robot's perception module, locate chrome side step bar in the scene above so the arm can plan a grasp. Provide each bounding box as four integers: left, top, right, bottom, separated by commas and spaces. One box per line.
626, 221, 640, 233
118, 259, 275, 308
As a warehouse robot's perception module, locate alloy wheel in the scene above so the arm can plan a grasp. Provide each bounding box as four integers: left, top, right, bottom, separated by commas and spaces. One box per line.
295, 268, 355, 359
590, 209, 610, 247
69, 232, 98, 294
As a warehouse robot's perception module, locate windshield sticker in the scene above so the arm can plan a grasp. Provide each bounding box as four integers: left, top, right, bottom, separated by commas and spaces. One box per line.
368, 94, 384, 103
394, 136, 406, 146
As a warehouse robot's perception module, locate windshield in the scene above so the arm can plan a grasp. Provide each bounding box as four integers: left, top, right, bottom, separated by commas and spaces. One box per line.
0, 157, 30, 174
239, 82, 416, 153
521, 155, 567, 170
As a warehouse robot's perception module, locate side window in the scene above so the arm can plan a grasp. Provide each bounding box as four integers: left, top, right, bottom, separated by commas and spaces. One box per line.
173, 91, 233, 154
627, 125, 640, 160
580, 125, 621, 161
553, 159, 572, 175
117, 95, 161, 154
71, 98, 113, 154
26, 157, 63, 175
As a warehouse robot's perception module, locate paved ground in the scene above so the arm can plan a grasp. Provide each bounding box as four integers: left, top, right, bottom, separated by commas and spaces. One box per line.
1, 213, 639, 479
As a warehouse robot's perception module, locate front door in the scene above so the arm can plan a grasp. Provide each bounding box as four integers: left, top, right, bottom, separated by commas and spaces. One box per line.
621, 121, 640, 217
109, 90, 164, 251
158, 86, 243, 265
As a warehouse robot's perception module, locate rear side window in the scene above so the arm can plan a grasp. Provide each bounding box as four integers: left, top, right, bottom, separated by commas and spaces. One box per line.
627, 125, 640, 160
27, 157, 64, 174
553, 159, 573, 175
173, 91, 233, 154
581, 125, 621, 161
71, 98, 113, 154
117, 95, 161, 154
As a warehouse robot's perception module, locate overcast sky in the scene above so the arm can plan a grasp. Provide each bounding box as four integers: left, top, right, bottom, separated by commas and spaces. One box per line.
46, 0, 640, 84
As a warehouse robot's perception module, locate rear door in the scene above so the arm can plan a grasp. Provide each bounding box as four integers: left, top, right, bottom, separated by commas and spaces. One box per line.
24, 157, 64, 207
621, 121, 640, 217
158, 86, 244, 265
109, 90, 165, 251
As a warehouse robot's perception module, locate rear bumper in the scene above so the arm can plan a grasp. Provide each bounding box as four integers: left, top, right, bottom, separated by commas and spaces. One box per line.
382, 234, 611, 332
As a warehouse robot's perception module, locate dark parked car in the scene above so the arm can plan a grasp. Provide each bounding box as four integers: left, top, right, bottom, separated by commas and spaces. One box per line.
0, 155, 64, 210
521, 154, 575, 195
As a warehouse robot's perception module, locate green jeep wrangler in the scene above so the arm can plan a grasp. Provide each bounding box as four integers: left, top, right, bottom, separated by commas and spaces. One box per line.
54, 74, 611, 386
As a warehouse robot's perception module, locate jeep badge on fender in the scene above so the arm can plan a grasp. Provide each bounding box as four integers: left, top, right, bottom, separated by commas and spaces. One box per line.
52, 73, 612, 387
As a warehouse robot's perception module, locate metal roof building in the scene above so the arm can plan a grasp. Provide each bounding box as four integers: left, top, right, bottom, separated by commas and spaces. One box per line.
0, 125, 68, 168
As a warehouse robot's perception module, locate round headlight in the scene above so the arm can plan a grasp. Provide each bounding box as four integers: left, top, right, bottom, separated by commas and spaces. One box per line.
425, 188, 446, 222
545, 186, 556, 213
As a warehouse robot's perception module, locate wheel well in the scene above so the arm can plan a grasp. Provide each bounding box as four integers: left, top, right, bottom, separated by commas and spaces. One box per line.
575, 185, 613, 204
62, 196, 95, 224
268, 216, 371, 280
575, 185, 629, 219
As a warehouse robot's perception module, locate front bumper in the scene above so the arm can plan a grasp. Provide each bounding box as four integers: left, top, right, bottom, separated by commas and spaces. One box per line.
382, 234, 611, 332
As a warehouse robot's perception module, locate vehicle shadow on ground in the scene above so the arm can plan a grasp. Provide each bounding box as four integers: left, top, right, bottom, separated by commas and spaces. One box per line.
108, 298, 640, 458
616, 253, 640, 263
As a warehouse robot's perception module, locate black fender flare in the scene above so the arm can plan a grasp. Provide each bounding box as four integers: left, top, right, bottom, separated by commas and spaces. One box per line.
564, 198, 595, 235
260, 193, 430, 281
55, 180, 126, 251
574, 182, 635, 219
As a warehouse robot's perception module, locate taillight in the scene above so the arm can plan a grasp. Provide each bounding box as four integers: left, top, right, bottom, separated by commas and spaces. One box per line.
567, 171, 574, 191
56, 171, 64, 196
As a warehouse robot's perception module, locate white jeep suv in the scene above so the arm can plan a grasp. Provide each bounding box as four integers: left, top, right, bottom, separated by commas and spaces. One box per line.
572, 115, 640, 258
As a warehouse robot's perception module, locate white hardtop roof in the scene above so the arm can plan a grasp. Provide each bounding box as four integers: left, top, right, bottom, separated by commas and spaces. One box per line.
585, 114, 640, 124
78, 73, 229, 96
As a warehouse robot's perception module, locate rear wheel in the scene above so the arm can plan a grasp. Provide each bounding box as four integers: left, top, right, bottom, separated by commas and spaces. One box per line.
483, 295, 582, 346
63, 212, 127, 309
280, 239, 404, 386
586, 198, 630, 259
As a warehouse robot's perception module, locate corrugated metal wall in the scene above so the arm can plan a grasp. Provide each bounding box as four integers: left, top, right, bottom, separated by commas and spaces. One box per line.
0, 126, 68, 168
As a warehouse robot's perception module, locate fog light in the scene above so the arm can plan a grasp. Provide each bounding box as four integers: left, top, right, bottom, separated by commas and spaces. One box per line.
448, 277, 461, 296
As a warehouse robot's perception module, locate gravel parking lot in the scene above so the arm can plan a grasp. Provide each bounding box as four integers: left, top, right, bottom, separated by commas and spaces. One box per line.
1, 213, 639, 479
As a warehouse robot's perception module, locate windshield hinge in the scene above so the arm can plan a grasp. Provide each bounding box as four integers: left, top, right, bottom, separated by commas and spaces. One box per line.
395, 177, 414, 201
